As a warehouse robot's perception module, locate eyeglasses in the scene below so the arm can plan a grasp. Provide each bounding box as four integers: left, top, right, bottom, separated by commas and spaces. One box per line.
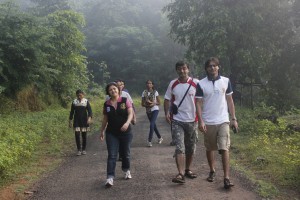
208, 64, 217, 68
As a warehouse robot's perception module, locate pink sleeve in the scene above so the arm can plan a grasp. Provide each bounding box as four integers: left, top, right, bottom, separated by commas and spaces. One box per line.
126, 99, 132, 109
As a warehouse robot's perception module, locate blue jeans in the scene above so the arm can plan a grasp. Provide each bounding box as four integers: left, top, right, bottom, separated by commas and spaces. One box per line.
146, 110, 161, 142
106, 131, 133, 178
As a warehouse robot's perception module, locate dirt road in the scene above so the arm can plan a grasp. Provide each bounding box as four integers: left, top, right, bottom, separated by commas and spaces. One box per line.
28, 107, 260, 200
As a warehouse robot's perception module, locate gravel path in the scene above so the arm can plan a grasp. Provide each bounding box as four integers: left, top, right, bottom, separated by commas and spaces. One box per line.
28, 107, 260, 200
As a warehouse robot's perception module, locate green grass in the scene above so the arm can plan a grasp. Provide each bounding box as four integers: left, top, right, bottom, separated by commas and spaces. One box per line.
231, 107, 300, 198
0, 97, 105, 197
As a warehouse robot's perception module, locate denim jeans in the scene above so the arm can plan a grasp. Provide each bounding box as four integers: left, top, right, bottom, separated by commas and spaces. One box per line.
146, 110, 161, 142
106, 131, 133, 178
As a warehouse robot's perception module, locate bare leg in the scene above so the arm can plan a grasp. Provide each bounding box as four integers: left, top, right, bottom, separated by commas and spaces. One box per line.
175, 153, 185, 175
221, 150, 230, 178
206, 150, 215, 172
185, 153, 194, 170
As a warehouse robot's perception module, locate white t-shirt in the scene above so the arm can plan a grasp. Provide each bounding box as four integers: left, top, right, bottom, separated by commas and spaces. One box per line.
141, 90, 159, 111
164, 77, 199, 122
195, 76, 233, 125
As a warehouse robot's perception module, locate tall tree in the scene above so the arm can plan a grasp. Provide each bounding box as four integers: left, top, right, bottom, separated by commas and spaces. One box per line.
77, 0, 184, 93
30, 0, 70, 16
164, 0, 299, 109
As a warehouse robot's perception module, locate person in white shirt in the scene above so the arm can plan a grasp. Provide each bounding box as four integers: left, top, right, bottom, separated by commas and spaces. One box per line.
164, 61, 199, 184
195, 57, 238, 189
141, 80, 163, 147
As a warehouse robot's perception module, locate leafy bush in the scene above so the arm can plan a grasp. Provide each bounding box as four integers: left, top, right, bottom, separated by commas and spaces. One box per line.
232, 106, 300, 196
0, 108, 71, 181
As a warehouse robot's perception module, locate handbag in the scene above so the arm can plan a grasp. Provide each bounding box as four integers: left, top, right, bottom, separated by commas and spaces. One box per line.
171, 78, 193, 115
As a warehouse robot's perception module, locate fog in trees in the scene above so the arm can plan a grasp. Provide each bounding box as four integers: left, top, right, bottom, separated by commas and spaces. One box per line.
1, 0, 299, 111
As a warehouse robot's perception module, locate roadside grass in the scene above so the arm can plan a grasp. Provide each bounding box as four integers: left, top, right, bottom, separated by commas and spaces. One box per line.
231, 107, 300, 199
0, 97, 104, 199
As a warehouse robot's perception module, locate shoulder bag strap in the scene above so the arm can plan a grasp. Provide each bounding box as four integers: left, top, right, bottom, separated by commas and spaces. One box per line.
177, 78, 193, 109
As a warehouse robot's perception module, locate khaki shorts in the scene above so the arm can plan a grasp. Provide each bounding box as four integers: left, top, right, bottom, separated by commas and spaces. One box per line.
204, 123, 230, 151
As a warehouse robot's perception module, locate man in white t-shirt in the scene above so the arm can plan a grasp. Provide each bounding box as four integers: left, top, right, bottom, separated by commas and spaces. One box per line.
195, 57, 238, 189
164, 61, 199, 184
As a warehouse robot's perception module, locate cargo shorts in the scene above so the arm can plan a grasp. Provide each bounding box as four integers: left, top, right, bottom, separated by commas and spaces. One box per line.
204, 122, 230, 151
171, 119, 197, 156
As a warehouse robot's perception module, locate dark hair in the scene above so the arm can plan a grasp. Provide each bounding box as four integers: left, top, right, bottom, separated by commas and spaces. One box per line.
76, 89, 84, 95
105, 82, 119, 96
204, 57, 220, 69
146, 80, 155, 90
114, 79, 125, 85
175, 60, 189, 70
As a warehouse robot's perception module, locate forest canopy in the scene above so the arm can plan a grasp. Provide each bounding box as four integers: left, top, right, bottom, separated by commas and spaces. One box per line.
0, 0, 299, 111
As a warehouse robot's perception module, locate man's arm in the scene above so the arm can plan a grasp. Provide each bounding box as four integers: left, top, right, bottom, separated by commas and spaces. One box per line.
226, 95, 238, 132
164, 99, 171, 124
196, 98, 206, 133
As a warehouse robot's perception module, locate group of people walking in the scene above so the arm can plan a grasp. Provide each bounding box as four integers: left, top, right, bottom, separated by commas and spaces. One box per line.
69, 57, 238, 190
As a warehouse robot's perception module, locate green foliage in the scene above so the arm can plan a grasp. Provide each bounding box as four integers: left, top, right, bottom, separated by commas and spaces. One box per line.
232, 106, 300, 195
78, 0, 183, 92
164, 0, 300, 111
45, 10, 89, 104
0, 107, 71, 181
0, 2, 89, 108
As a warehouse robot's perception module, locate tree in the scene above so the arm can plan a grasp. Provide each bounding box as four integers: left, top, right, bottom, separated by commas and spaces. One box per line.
164, 0, 299, 110
77, 0, 184, 93
30, 0, 70, 16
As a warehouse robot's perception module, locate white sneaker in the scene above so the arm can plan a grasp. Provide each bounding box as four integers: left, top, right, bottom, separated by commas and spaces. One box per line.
105, 178, 113, 187
76, 151, 82, 156
148, 142, 152, 147
125, 170, 132, 180
81, 151, 86, 155
158, 138, 163, 144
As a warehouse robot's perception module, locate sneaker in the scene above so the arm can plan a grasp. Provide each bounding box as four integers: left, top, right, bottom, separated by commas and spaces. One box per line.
125, 170, 132, 180
81, 150, 86, 155
207, 171, 216, 182
148, 142, 152, 147
76, 151, 82, 156
224, 178, 234, 189
158, 138, 163, 144
105, 178, 113, 187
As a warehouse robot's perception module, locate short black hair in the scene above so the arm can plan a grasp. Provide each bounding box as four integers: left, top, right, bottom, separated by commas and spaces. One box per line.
76, 89, 84, 95
175, 60, 189, 70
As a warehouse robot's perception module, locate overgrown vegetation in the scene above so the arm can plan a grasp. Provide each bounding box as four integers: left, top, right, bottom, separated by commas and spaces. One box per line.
0, 96, 104, 191
231, 106, 300, 198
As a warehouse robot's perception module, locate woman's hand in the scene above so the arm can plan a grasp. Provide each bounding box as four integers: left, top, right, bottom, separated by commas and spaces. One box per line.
87, 117, 92, 124
100, 132, 105, 141
120, 122, 130, 132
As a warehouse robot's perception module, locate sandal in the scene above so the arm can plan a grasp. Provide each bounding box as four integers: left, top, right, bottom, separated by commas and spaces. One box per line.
184, 169, 197, 179
207, 171, 216, 182
172, 173, 185, 184
224, 178, 234, 189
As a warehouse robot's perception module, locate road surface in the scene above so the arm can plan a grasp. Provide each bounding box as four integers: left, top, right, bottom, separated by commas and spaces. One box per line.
28, 107, 260, 200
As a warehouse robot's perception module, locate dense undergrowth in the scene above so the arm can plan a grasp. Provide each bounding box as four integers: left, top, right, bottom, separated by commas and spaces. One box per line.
0, 95, 104, 188
231, 106, 300, 198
